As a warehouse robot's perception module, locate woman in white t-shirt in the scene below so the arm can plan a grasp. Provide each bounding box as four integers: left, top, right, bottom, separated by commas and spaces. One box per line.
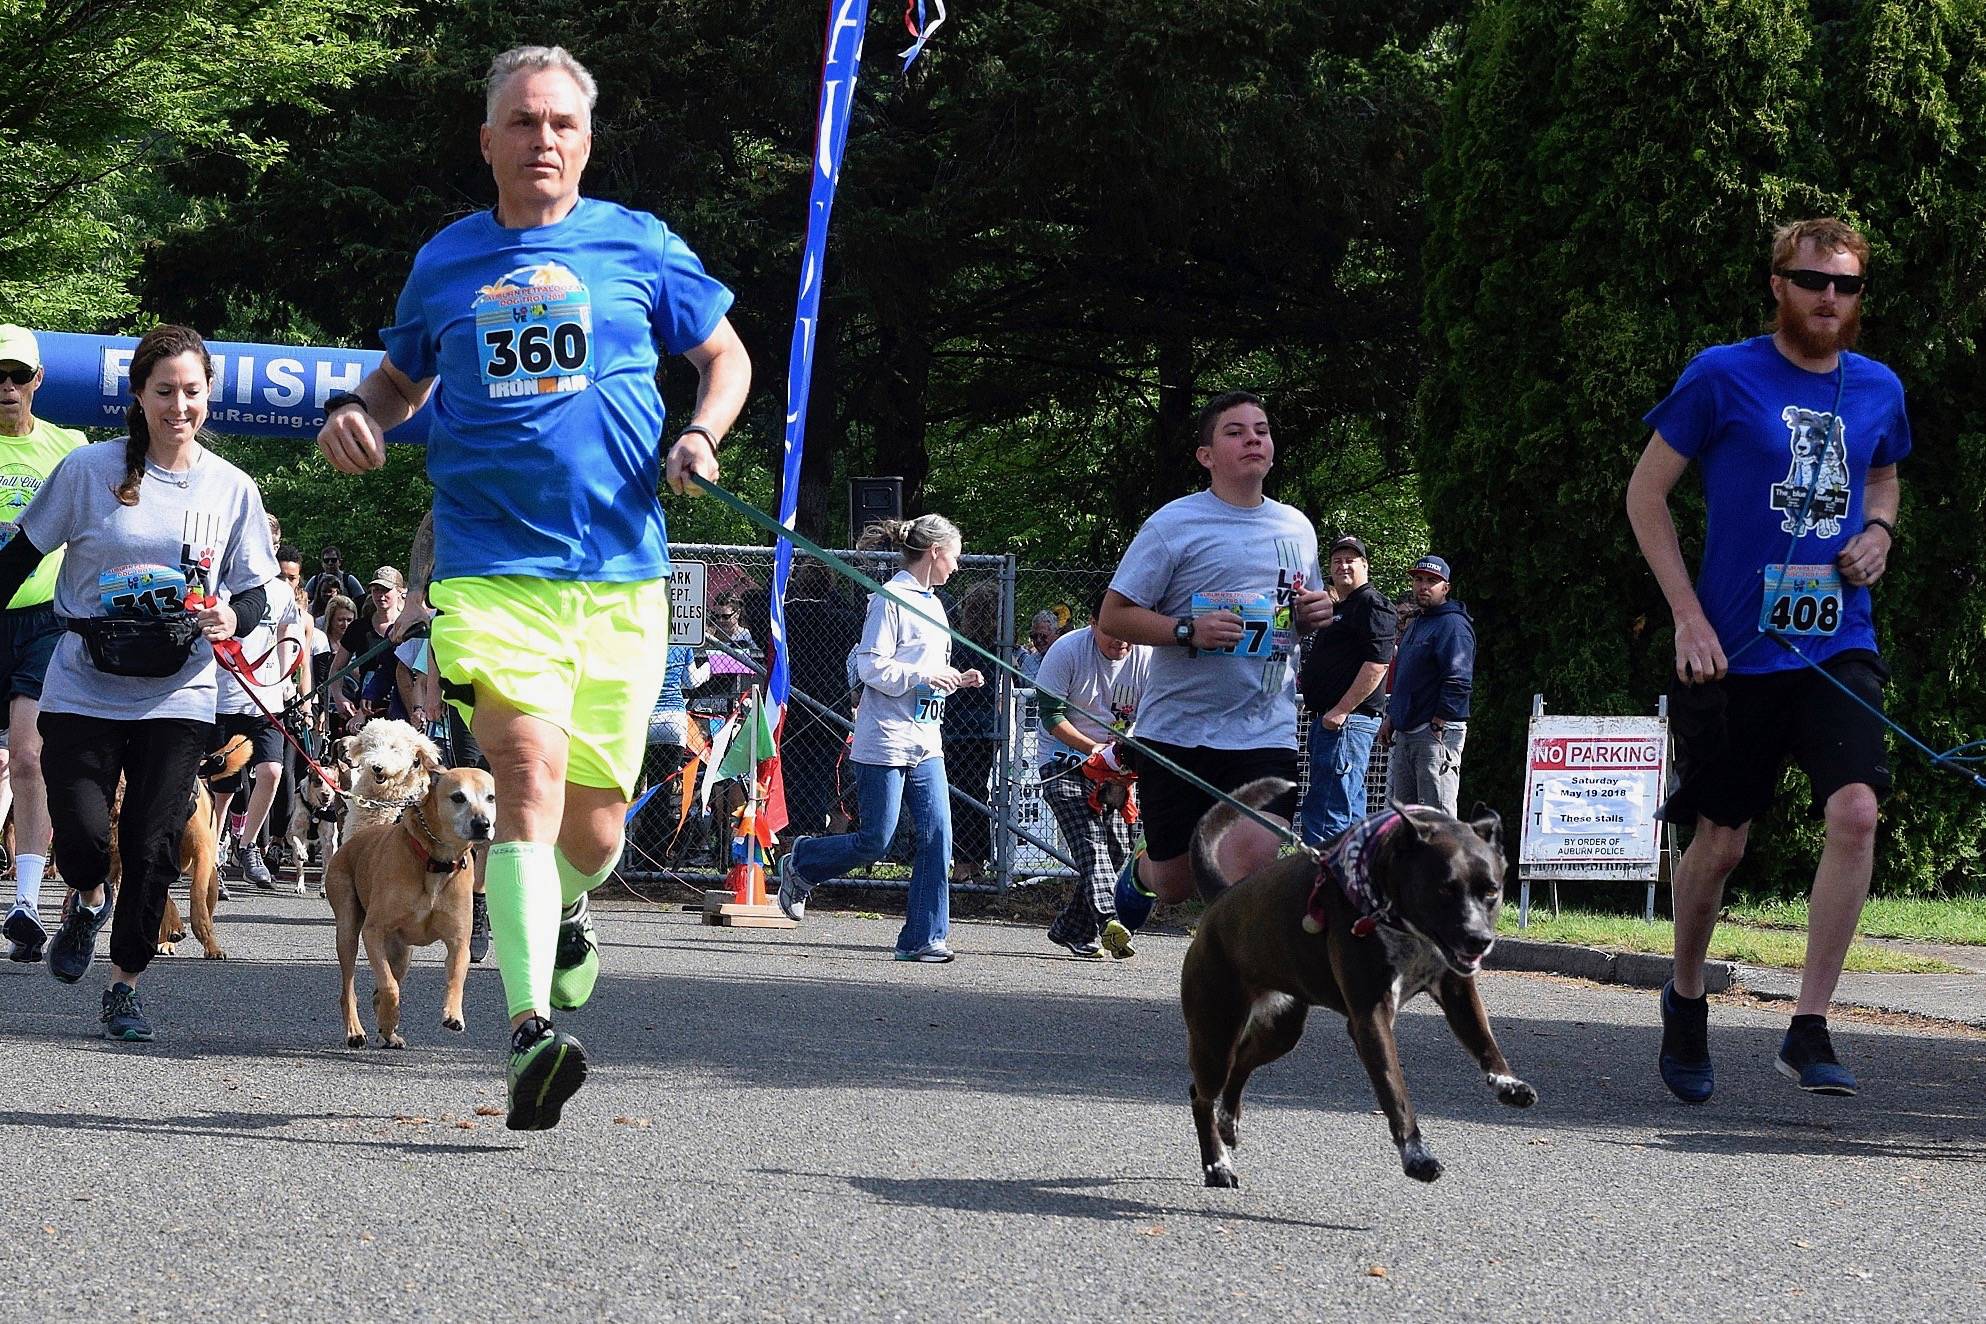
0, 324, 278, 1042
774, 515, 983, 962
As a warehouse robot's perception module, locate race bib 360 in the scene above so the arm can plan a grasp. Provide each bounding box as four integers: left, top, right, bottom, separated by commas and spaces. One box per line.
473, 262, 594, 400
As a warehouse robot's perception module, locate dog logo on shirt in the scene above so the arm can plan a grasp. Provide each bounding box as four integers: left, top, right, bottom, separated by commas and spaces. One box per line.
1771, 405, 1851, 538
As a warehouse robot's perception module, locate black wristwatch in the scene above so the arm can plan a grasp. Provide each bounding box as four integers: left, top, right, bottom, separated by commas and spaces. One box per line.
1863, 516, 1896, 540
1173, 615, 1195, 648
324, 390, 369, 416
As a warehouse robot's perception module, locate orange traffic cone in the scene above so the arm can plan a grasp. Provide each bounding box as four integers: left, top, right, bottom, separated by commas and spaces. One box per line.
703, 777, 793, 928
726, 791, 767, 907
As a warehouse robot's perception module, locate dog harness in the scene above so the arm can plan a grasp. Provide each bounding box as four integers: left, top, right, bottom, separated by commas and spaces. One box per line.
404, 803, 469, 875
1303, 808, 1410, 936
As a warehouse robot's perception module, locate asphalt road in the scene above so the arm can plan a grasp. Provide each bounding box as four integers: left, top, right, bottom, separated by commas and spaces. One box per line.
3, 889, 1982, 1322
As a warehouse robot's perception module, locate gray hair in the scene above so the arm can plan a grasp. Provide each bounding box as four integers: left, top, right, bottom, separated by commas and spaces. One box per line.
1029, 610, 1059, 629
486, 46, 598, 124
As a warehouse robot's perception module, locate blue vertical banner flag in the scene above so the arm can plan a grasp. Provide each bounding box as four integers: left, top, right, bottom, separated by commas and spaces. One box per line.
763, 0, 874, 838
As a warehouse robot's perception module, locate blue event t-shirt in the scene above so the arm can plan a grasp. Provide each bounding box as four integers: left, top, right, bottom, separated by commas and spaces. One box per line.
1644, 335, 1911, 675
381, 198, 734, 583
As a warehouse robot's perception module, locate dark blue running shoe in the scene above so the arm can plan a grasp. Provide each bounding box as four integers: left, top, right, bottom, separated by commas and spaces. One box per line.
1777, 1016, 1857, 1096
1113, 854, 1155, 933
1658, 980, 1713, 1104
48, 889, 112, 985
101, 982, 154, 1042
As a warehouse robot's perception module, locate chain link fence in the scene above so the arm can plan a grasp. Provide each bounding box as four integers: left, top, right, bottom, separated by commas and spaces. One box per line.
622, 545, 1391, 893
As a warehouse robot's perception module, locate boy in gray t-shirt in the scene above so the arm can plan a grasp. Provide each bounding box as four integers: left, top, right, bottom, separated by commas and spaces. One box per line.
1098, 391, 1331, 939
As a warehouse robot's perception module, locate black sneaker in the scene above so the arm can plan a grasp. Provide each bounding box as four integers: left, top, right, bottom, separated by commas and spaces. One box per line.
47, 890, 112, 985
469, 892, 491, 964
101, 982, 154, 1042
506, 1016, 587, 1131
1658, 980, 1714, 1104
4, 904, 47, 964
1777, 1015, 1857, 1095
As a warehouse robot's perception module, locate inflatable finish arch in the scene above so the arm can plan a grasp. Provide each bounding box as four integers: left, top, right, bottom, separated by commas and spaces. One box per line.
28, 331, 432, 443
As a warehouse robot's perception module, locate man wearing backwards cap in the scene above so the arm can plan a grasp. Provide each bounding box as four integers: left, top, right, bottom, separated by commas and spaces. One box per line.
0, 326, 85, 965
1380, 554, 1473, 816
1296, 534, 1396, 844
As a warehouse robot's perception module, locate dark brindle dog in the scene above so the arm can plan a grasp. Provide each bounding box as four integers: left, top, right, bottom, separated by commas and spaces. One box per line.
1180, 778, 1537, 1188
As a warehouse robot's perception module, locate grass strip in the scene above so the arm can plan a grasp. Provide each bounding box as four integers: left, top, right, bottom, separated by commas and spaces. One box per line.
1724, 896, 1986, 947
1497, 908, 1961, 974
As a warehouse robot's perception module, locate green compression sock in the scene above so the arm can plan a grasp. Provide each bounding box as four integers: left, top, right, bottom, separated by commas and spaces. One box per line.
554, 841, 623, 907
485, 841, 559, 1020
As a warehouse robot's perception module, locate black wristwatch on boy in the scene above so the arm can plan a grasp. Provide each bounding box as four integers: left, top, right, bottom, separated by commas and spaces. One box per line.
1174, 615, 1196, 652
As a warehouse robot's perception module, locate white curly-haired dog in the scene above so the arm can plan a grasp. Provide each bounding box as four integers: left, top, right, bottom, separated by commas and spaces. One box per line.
338, 719, 445, 835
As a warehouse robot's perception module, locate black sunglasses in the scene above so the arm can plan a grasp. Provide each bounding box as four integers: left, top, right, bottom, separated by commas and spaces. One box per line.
0, 367, 34, 386
1776, 268, 1867, 296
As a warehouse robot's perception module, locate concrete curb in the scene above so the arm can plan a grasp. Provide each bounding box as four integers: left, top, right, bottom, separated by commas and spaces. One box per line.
1488, 936, 1732, 994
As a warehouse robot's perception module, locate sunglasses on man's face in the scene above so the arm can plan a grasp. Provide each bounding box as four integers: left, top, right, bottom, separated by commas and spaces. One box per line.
1776, 268, 1867, 296
0, 367, 35, 387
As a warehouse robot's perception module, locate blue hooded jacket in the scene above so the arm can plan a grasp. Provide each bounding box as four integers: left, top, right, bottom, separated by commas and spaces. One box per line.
1386, 598, 1474, 730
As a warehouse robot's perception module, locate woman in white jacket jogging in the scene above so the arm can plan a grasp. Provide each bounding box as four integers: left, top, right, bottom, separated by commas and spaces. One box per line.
775, 514, 982, 961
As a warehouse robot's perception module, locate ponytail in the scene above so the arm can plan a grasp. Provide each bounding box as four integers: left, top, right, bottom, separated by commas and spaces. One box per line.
115, 407, 147, 506
883, 513, 963, 561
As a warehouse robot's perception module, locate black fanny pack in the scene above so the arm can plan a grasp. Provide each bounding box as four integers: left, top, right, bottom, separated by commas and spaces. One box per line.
65, 615, 203, 678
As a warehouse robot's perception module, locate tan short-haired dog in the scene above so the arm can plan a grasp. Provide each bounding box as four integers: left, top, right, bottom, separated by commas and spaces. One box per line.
326, 766, 496, 1049
149, 734, 255, 959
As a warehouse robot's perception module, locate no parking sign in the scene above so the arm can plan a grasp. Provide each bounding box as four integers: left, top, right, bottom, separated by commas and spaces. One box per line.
1519, 713, 1668, 878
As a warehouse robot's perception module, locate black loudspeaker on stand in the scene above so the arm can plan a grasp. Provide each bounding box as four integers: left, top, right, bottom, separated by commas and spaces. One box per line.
848, 476, 903, 542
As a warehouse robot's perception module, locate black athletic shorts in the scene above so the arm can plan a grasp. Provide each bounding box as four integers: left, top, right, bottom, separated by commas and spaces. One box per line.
209, 711, 285, 793
1660, 649, 1892, 829
1133, 739, 1299, 863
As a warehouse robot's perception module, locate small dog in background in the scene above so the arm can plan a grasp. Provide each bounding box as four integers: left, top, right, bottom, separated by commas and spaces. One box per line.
147, 735, 255, 959
327, 766, 496, 1048
339, 719, 443, 835
286, 757, 347, 894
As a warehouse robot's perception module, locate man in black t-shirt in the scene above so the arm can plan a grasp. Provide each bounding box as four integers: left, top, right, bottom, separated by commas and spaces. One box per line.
305, 544, 365, 617
1296, 535, 1396, 844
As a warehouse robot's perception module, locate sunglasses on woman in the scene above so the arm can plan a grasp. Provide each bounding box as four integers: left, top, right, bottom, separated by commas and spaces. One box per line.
1776, 268, 1867, 296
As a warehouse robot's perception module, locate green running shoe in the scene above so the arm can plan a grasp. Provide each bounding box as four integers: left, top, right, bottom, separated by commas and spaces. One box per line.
1099, 918, 1136, 961
506, 1016, 587, 1131
549, 893, 600, 1011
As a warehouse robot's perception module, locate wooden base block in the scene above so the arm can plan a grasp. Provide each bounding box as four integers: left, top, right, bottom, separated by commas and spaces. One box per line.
701, 891, 797, 928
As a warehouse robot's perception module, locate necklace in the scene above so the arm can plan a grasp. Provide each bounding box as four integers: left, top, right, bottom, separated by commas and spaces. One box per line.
144, 456, 194, 488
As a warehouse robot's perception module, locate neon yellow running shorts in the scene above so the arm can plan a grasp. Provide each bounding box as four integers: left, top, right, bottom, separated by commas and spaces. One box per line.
429, 575, 669, 795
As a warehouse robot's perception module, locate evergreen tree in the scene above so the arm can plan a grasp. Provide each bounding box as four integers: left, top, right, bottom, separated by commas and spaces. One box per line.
1421, 0, 1986, 895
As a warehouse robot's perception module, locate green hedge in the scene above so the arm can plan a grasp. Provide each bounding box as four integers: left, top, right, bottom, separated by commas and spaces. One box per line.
1419, 0, 1986, 898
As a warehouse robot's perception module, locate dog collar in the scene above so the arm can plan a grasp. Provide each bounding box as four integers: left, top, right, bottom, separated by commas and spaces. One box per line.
1304, 809, 1410, 936
405, 804, 468, 874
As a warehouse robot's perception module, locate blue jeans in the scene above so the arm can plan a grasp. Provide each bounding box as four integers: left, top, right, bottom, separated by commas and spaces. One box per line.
1299, 713, 1381, 845
791, 757, 952, 953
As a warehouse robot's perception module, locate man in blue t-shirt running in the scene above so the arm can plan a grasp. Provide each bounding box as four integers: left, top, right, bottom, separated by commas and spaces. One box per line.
1627, 217, 1908, 1104
316, 46, 751, 1130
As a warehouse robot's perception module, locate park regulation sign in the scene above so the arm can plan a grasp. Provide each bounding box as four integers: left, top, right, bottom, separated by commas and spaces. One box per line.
1518, 714, 1668, 880
670, 561, 707, 647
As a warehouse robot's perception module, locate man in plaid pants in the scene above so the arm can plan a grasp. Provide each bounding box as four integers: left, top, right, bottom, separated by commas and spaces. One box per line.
1037, 608, 1150, 959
